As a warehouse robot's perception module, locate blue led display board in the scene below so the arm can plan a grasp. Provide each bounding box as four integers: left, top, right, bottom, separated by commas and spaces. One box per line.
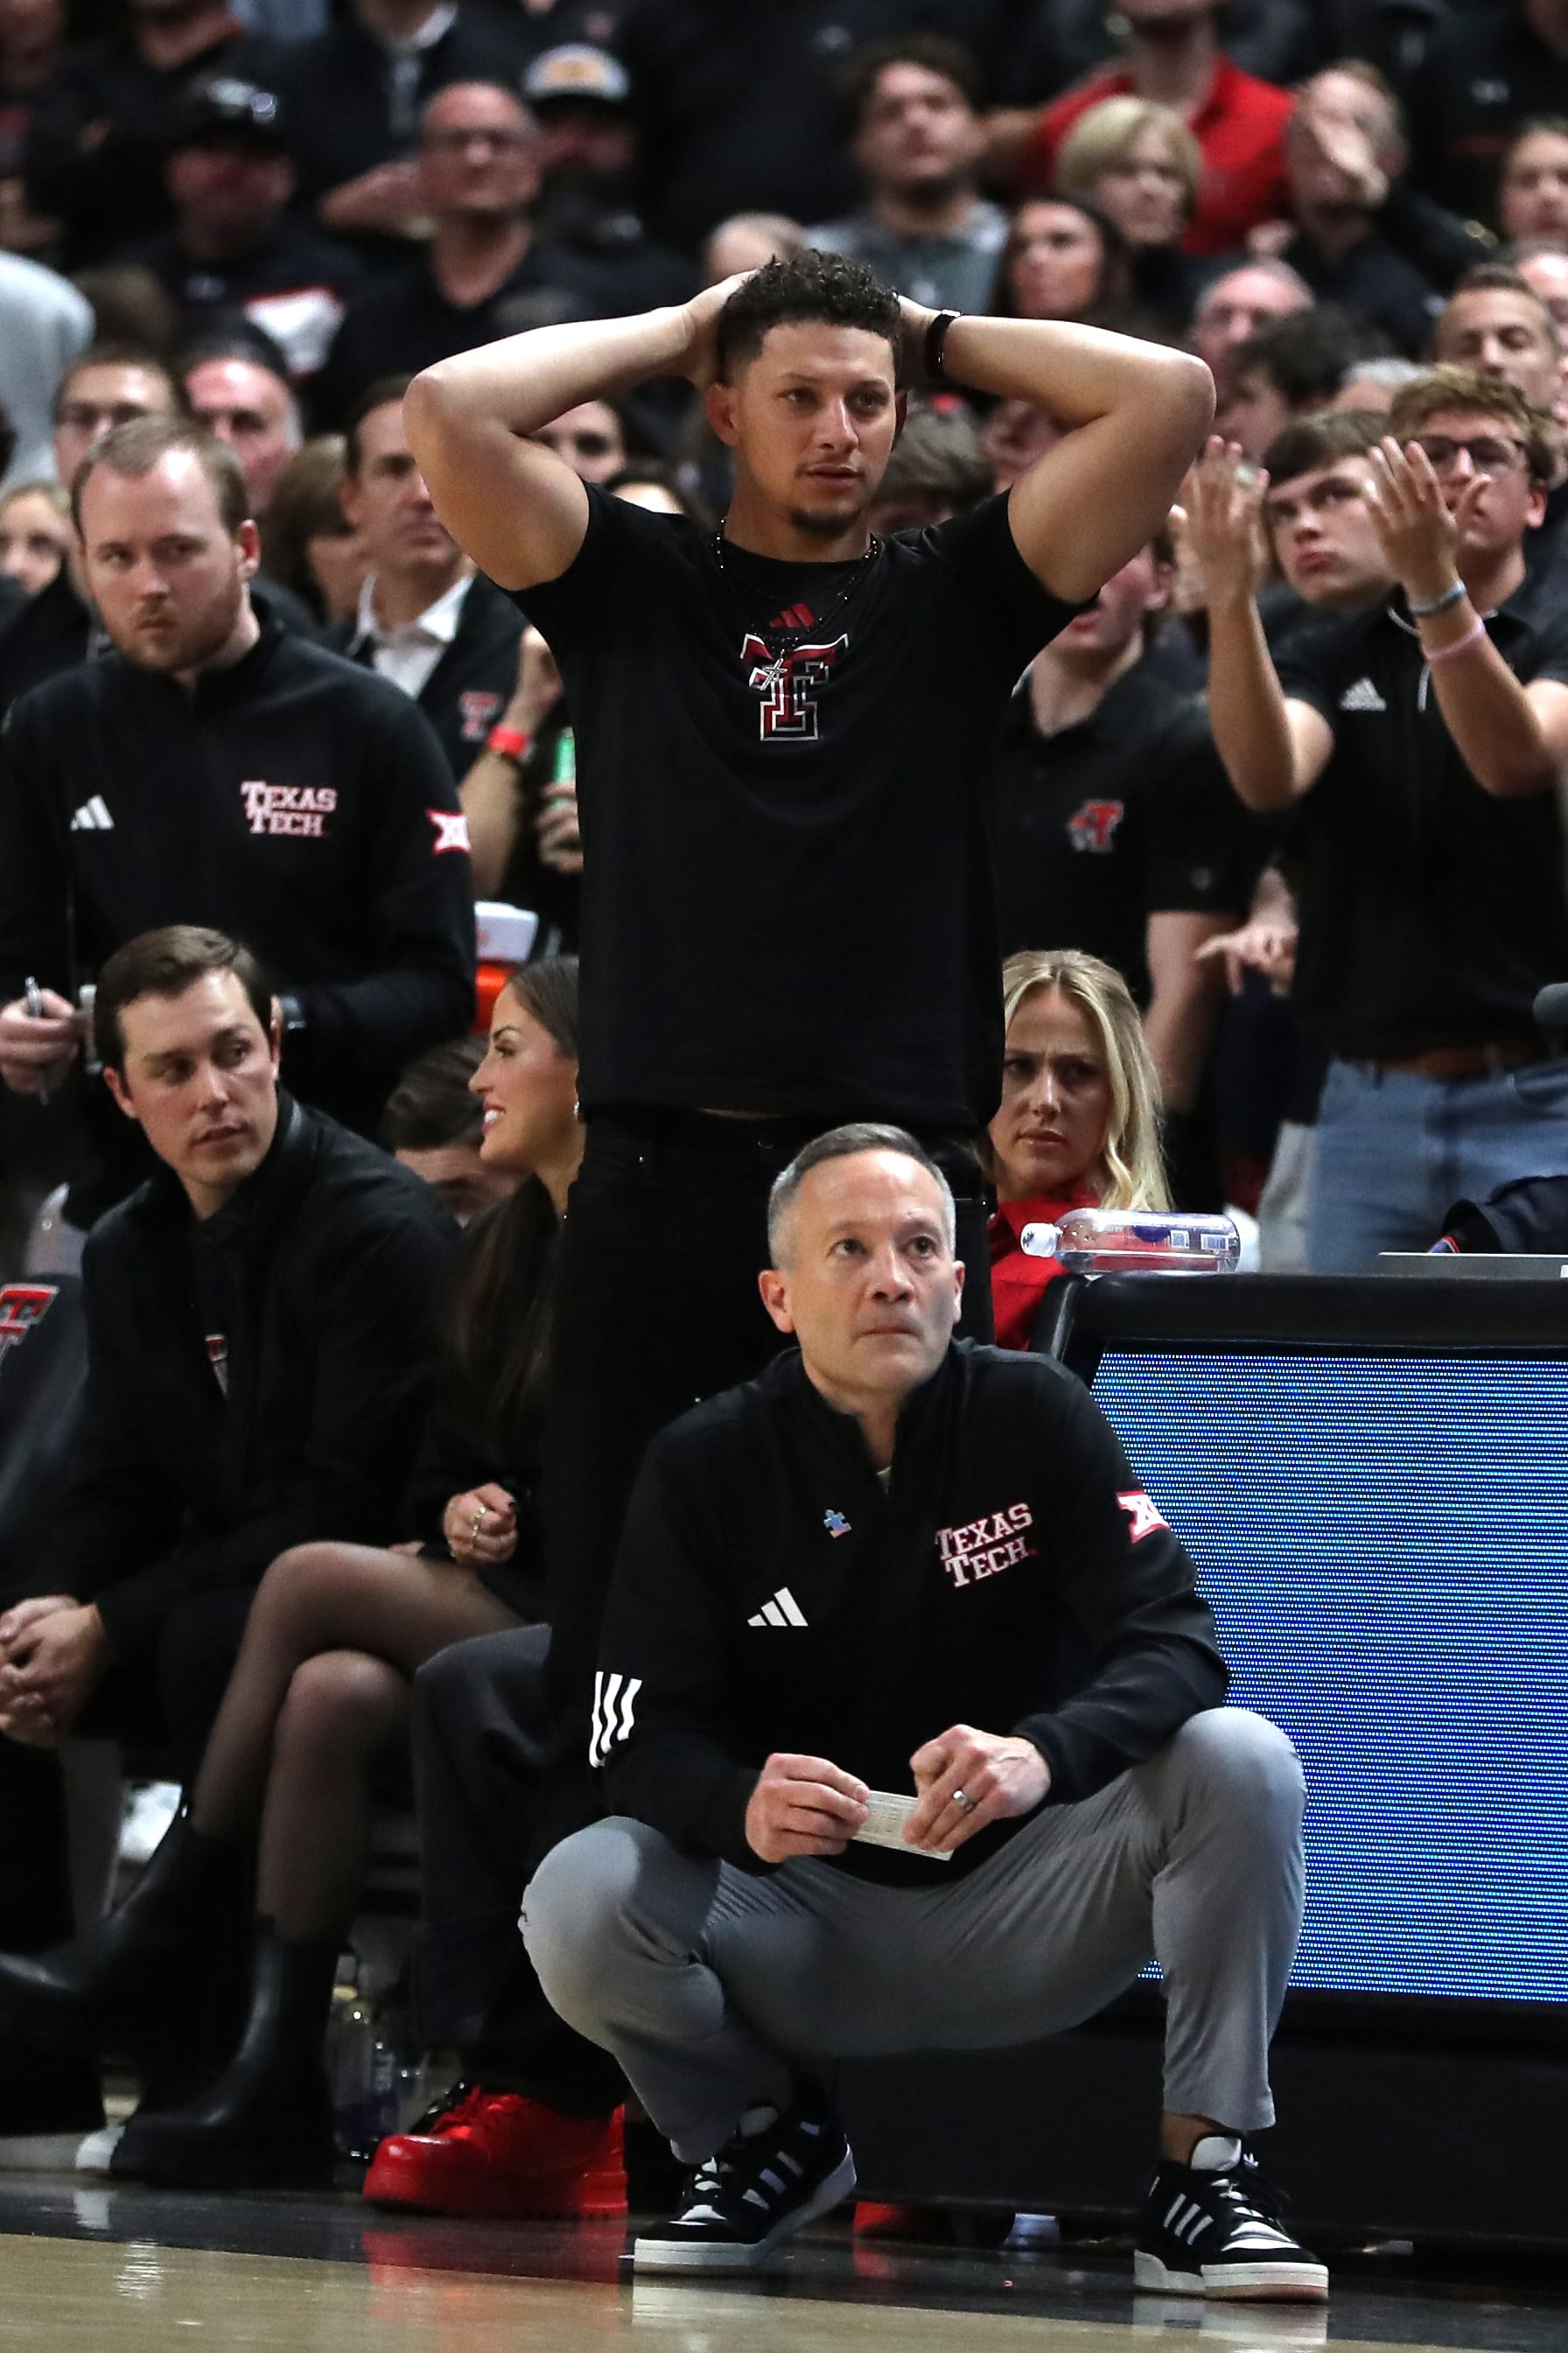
1090, 1350, 1568, 2006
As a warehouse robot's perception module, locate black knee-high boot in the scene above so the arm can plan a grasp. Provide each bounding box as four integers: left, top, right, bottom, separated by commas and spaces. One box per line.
0, 1812, 248, 2059
112, 1921, 339, 2189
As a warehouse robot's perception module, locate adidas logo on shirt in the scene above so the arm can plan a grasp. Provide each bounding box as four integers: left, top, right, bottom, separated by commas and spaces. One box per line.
747, 1586, 808, 1628
69, 796, 114, 830
1338, 676, 1386, 713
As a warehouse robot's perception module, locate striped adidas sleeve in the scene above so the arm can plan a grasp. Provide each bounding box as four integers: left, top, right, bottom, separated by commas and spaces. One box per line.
592, 1435, 766, 1872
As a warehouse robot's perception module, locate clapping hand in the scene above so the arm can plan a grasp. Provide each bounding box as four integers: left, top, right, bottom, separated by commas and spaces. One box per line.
1179, 438, 1271, 608
1363, 437, 1474, 606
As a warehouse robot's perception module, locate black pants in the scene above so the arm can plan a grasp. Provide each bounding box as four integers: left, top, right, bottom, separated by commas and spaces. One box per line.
410, 1622, 623, 2113
0, 1586, 250, 1958
459, 1110, 990, 2113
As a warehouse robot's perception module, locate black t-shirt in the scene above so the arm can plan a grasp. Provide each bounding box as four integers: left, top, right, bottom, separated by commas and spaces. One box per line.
995, 662, 1255, 1000
1279, 227, 1441, 359
313, 244, 621, 429
1273, 584, 1568, 1058
1406, 11, 1568, 225
122, 214, 365, 379
518, 488, 1079, 1127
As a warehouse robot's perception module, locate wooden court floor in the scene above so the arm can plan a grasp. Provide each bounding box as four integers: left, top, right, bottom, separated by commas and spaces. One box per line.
3, 2180, 1566, 2353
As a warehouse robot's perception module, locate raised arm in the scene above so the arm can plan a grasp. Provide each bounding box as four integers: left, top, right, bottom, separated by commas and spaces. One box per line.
1183, 439, 1334, 813
1364, 438, 1568, 800
914, 308, 1214, 601
404, 278, 745, 593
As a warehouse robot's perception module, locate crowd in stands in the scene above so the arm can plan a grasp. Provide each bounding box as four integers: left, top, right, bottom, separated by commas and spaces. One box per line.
0, 0, 1566, 2296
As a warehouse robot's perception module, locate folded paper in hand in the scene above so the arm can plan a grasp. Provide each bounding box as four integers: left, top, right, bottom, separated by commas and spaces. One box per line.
850, 1789, 954, 1862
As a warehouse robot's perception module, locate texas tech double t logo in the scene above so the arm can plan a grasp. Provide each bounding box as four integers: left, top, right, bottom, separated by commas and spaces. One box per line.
0, 1284, 54, 1377
741, 634, 847, 741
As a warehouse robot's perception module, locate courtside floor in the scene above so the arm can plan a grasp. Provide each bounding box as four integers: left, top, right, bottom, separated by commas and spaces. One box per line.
2, 2176, 1567, 2353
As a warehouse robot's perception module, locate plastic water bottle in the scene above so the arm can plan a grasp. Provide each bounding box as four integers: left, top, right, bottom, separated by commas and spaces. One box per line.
326, 1962, 404, 2162
1019, 1208, 1241, 1275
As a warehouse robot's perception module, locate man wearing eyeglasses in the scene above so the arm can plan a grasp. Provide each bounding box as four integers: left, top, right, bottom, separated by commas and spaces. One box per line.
1188, 364, 1568, 1271
315, 80, 619, 427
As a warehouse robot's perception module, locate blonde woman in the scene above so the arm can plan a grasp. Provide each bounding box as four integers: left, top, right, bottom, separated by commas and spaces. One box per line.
1054, 97, 1204, 326
989, 948, 1168, 1347
0, 480, 71, 597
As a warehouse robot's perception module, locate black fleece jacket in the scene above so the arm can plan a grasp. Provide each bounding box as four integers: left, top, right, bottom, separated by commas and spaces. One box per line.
0, 620, 476, 1202
9, 1096, 457, 1660
593, 1339, 1227, 1882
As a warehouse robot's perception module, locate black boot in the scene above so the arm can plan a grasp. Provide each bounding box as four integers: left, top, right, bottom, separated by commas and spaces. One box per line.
0, 1813, 248, 2061
112, 1922, 339, 2190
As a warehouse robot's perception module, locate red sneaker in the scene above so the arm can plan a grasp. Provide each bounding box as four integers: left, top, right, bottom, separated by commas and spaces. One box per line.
853, 2202, 953, 2240
363, 2083, 626, 2219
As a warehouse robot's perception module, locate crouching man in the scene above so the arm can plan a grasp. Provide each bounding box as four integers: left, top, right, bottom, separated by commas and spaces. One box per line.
523, 1124, 1321, 2300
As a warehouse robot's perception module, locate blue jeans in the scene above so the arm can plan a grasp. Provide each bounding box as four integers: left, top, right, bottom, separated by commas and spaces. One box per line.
1307, 1055, 1568, 1272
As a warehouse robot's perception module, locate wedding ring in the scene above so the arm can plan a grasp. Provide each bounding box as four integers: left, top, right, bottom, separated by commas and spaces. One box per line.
952, 1788, 976, 1813
471, 1507, 486, 1537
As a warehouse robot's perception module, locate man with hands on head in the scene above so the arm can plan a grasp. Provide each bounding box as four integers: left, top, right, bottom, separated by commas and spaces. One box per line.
402, 239, 1214, 1762
393, 251, 1210, 2209
522, 1126, 1318, 2296
1187, 368, 1568, 1270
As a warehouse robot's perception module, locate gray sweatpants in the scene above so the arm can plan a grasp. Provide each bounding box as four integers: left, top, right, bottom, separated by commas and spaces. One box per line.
522, 1707, 1306, 2164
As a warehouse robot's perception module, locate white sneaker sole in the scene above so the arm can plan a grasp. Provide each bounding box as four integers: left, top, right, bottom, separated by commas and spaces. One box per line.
633, 2148, 858, 2272
74, 2124, 126, 2175
1135, 2251, 1329, 2302
0, 2129, 105, 2174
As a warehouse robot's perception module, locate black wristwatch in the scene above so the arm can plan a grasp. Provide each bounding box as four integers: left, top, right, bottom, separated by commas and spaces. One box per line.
924, 309, 962, 383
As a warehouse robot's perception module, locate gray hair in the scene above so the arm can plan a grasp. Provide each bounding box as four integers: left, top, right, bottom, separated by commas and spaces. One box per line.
766, 1122, 956, 1264
1338, 355, 1424, 395
1196, 256, 1313, 312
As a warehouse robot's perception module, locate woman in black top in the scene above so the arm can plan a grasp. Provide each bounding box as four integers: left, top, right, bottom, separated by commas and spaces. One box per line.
0, 961, 582, 2188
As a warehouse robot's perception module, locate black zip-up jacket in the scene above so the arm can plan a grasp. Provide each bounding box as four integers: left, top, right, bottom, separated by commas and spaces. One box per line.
0, 620, 476, 1194
331, 571, 525, 785
3, 1094, 458, 1661
0, 569, 320, 724
594, 1340, 1228, 1883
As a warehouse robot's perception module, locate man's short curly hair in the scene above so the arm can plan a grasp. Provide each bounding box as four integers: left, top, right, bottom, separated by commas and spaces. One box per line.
1389, 365, 1558, 485
716, 250, 902, 383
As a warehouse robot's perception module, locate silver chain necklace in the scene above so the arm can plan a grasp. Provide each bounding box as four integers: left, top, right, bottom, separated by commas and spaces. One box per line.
710, 526, 880, 689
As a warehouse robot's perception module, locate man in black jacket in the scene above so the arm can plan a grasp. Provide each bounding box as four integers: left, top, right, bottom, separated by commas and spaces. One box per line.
0, 344, 318, 731
0, 414, 476, 1223
0, 923, 457, 2149
332, 376, 524, 782
523, 1126, 1318, 2297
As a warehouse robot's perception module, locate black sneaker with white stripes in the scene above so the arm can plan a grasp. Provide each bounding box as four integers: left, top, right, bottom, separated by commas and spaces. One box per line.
632, 2097, 857, 2272
1135, 2136, 1327, 2301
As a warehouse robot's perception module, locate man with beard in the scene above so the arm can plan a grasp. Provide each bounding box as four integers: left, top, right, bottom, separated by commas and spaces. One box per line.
0, 416, 474, 1224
